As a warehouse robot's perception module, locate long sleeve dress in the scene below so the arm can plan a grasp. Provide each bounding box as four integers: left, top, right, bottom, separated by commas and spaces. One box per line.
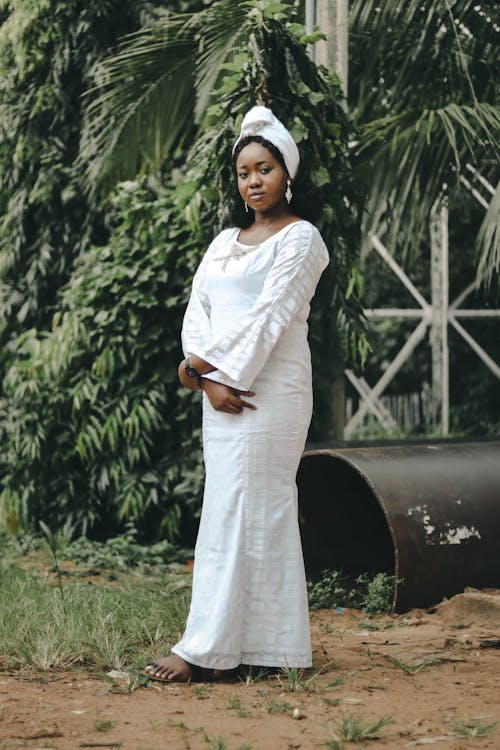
172, 219, 329, 670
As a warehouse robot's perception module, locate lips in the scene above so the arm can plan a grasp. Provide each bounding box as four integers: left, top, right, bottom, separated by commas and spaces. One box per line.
249, 192, 265, 201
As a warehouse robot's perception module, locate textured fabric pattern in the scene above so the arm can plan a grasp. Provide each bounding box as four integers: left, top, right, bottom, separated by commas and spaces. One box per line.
182, 221, 329, 391
173, 220, 329, 669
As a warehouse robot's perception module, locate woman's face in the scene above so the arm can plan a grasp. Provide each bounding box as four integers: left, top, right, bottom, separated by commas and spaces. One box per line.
236, 141, 288, 215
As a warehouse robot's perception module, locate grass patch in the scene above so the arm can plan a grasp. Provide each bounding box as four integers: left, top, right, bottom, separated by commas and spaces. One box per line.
277, 661, 337, 693
0, 530, 399, 688
267, 698, 293, 714
325, 711, 393, 747
0, 559, 190, 680
238, 665, 275, 684
451, 717, 498, 737
228, 694, 248, 717
195, 683, 212, 699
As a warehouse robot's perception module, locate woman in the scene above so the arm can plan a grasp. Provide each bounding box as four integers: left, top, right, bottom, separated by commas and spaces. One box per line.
144, 105, 329, 683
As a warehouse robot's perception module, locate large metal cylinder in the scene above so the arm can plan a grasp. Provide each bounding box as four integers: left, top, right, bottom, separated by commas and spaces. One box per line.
297, 441, 500, 612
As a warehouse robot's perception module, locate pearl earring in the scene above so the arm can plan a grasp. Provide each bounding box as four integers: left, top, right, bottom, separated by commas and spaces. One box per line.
285, 179, 293, 204
244, 201, 249, 213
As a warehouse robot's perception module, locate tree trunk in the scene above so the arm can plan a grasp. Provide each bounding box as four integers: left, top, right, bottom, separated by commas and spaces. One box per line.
314, 1, 349, 439
330, 354, 346, 440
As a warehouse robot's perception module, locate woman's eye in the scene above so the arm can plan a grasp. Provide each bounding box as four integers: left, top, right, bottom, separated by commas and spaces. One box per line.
261, 167, 271, 174
238, 172, 248, 179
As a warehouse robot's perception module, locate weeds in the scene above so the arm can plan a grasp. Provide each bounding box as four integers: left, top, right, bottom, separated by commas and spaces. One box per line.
325, 711, 393, 747
267, 698, 293, 714
95, 718, 114, 732
171, 720, 191, 749
451, 717, 498, 737
322, 697, 341, 706
39, 521, 65, 599
238, 665, 274, 685
307, 570, 354, 611
195, 684, 212, 699
228, 695, 248, 718
325, 677, 345, 688
0, 523, 193, 575
203, 738, 252, 750
63, 523, 193, 573
307, 569, 397, 614
385, 654, 459, 675
356, 619, 394, 632
359, 573, 396, 615
278, 662, 336, 693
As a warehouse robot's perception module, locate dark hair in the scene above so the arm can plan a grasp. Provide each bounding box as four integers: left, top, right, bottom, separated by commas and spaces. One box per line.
227, 135, 320, 228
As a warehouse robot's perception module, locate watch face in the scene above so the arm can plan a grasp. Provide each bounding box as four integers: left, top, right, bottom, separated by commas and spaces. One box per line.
185, 364, 198, 378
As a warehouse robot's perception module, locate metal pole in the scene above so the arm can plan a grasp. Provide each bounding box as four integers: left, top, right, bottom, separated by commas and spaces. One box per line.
430, 197, 449, 436
315, 0, 348, 101
336, 0, 348, 101
305, 0, 316, 61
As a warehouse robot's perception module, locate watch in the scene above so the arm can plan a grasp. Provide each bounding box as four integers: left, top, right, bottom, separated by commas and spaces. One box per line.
184, 357, 200, 379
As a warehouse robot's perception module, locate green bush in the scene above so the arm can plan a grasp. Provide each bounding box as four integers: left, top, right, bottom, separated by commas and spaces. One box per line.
1, 176, 209, 538
0, 0, 146, 357
307, 569, 396, 614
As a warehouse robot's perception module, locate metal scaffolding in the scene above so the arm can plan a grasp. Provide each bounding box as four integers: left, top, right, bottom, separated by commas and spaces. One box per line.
345, 171, 500, 438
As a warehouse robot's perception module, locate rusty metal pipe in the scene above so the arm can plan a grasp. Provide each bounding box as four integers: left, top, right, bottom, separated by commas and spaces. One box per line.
297, 442, 500, 612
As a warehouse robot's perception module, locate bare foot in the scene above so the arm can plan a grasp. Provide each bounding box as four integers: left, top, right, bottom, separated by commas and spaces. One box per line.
143, 655, 193, 683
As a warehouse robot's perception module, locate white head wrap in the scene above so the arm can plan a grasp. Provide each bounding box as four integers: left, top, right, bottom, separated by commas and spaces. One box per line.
233, 105, 300, 179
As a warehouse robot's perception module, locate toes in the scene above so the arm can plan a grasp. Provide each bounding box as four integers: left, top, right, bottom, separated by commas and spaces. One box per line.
143, 656, 193, 683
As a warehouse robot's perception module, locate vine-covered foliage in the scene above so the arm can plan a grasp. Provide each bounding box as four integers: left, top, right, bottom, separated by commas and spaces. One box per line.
0, 0, 152, 362
0, 1, 366, 540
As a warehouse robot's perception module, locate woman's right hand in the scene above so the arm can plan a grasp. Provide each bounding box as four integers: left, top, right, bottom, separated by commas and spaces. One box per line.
201, 380, 256, 414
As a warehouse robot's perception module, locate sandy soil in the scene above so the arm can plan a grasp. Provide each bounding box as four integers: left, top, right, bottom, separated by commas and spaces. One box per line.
1, 591, 499, 750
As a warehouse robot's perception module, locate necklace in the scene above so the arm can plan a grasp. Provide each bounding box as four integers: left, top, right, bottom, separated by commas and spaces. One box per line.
213, 240, 262, 273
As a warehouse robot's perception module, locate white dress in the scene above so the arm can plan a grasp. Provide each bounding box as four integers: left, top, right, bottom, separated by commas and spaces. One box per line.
172, 219, 329, 670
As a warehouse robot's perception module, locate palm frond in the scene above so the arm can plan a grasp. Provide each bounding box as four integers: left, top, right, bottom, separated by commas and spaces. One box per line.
350, 0, 499, 260
356, 101, 500, 250
189, 0, 251, 120
80, 1, 256, 197
351, 0, 498, 118
80, 17, 197, 196
476, 181, 500, 287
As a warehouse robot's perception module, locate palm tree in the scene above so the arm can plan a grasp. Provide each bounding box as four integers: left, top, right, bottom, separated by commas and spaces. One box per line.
81, 0, 499, 283
349, 0, 499, 282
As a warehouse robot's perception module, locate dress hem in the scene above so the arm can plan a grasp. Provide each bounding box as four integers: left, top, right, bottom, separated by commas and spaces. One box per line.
172, 645, 312, 671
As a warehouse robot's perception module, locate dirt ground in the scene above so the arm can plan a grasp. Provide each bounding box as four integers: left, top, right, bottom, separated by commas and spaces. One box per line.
1, 590, 499, 750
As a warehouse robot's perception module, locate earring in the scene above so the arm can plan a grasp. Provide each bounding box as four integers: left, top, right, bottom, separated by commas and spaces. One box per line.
285, 179, 293, 204
244, 201, 249, 213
